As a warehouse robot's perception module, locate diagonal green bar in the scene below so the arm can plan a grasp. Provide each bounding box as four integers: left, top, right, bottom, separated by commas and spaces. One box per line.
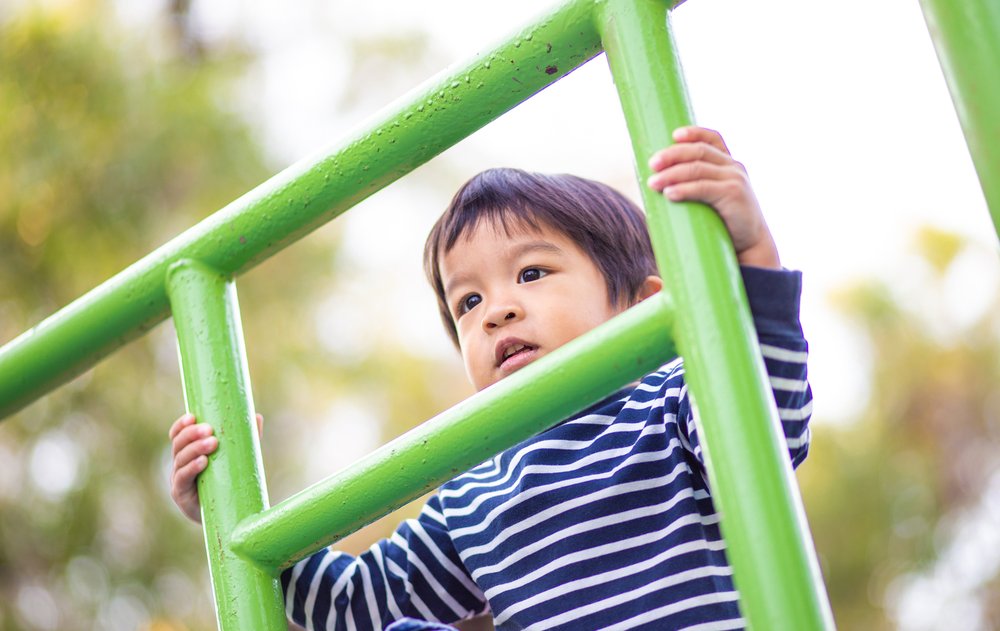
230, 293, 676, 572
597, 1, 834, 629
918, 0, 1000, 241
166, 260, 285, 631
0, 0, 604, 420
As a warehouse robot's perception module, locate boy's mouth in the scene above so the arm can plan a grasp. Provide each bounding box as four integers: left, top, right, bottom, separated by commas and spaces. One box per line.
496, 338, 538, 371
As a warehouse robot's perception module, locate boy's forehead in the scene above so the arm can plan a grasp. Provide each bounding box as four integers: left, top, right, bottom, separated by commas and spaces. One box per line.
455, 213, 541, 244
440, 219, 570, 286
445, 216, 565, 258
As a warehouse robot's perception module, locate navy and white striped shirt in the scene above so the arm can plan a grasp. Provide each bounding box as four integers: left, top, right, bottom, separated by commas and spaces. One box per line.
284, 267, 812, 631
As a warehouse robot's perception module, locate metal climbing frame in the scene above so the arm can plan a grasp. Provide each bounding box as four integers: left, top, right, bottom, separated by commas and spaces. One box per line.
918, 0, 1000, 238
2, 0, 998, 628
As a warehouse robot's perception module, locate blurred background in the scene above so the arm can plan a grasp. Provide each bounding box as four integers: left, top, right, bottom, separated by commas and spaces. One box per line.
1, 0, 998, 629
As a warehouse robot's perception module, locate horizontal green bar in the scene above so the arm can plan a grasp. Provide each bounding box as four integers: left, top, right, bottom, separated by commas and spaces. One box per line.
0, 0, 604, 420
229, 293, 676, 572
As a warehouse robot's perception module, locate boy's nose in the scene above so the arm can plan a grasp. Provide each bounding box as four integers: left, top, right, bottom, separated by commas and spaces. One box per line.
483, 302, 524, 331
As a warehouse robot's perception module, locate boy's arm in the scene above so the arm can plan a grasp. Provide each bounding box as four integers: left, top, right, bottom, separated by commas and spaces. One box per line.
647, 127, 811, 464
167, 416, 487, 629
283, 494, 488, 631
676, 266, 812, 468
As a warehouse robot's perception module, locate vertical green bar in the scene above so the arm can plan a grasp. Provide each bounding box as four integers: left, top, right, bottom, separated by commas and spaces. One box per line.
166, 260, 286, 631
596, 2, 834, 629
918, 0, 1000, 241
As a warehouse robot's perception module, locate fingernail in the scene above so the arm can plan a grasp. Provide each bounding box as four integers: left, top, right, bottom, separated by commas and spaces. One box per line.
203, 437, 217, 448
672, 128, 688, 141
664, 187, 681, 201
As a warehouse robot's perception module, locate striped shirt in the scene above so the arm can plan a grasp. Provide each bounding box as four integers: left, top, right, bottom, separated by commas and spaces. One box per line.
283, 267, 812, 631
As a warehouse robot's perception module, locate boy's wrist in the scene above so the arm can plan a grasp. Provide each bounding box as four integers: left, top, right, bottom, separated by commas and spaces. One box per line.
736, 233, 781, 270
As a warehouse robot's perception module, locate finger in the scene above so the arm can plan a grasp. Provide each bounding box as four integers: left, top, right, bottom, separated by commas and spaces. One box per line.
648, 142, 731, 172
172, 455, 208, 499
647, 161, 736, 192
173, 454, 208, 489
672, 126, 730, 155
174, 433, 218, 468
256, 413, 264, 437
171, 423, 213, 458
659, 178, 736, 206
168, 413, 196, 440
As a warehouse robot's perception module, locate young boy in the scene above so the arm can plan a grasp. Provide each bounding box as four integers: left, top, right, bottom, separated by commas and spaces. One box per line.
168, 126, 811, 630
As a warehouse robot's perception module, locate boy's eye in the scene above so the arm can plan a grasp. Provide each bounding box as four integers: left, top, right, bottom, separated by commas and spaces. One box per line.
457, 293, 482, 316
518, 268, 547, 283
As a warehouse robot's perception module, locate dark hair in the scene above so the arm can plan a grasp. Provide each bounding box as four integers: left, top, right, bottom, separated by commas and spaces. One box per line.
423, 168, 658, 348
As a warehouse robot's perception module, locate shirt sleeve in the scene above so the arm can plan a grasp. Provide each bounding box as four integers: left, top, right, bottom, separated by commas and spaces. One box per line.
676, 266, 812, 469
281, 494, 488, 631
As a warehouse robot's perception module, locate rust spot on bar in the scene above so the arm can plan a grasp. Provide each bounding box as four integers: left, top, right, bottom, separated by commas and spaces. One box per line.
545, 65, 558, 75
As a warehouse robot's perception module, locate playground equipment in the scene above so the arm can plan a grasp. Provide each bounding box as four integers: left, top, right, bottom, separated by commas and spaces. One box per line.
919, 0, 1000, 233
1, 0, 997, 629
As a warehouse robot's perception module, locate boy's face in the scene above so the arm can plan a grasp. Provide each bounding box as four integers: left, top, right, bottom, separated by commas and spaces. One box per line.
440, 219, 633, 391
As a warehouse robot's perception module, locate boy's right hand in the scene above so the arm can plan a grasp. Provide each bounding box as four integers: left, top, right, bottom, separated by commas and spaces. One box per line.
167, 412, 263, 524
168, 413, 218, 523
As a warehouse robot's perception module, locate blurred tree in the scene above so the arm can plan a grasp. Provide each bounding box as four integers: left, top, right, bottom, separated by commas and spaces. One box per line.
798, 229, 1000, 630
0, 3, 470, 630
0, 5, 274, 630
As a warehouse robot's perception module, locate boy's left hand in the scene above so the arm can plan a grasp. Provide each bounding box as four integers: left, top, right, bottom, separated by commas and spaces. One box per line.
646, 126, 780, 270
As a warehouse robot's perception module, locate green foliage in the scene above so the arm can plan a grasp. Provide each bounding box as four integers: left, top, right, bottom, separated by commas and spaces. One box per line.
0, 4, 473, 629
799, 233, 1000, 629
0, 10, 260, 321
0, 7, 274, 630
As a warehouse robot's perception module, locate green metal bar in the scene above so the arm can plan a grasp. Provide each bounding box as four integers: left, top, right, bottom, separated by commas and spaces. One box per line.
230, 293, 676, 572
597, 2, 834, 629
918, 0, 1000, 241
166, 260, 286, 631
0, 0, 604, 420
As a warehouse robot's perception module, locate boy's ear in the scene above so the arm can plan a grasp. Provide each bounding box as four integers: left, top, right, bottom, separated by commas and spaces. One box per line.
637, 275, 663, 302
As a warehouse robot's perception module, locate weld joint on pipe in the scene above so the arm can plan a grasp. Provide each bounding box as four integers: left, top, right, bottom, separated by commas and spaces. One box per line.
166, 258, 227, 288
228, 521, 278, 574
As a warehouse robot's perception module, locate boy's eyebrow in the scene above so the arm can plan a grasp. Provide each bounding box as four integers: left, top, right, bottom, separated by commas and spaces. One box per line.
443, 273, 473, 298
511, 240, 564, 258
443, 240, 564, 296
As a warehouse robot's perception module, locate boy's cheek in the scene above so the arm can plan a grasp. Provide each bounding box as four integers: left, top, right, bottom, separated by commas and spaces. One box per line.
455, 333, 475, 365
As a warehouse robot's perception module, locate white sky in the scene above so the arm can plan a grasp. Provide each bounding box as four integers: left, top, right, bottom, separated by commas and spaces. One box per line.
187, 0, 999, 424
